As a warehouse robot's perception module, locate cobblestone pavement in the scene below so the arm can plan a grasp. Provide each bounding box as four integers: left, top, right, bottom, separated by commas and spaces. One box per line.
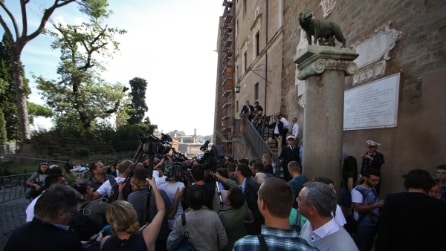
0, 198, 28, 250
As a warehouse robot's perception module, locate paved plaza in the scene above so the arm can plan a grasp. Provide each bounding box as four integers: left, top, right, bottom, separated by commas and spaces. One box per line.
0, 198, 28, 250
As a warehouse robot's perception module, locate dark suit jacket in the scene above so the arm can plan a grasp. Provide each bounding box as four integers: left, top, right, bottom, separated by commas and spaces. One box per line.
244, 179, 261, 221
279, 145, 300, 164
361, 151, 385, 174
5, 218, 85, 251
240, 104, 254, 115
268, 121, 284, 135
243, 178, 264, 235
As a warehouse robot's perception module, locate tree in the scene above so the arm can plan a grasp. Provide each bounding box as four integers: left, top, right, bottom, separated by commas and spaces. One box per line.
0, 0, 109, 141
0, 34, 30, 142
35, 16, 126, 135
0, 108, 6, 143
127, 77, 148, 125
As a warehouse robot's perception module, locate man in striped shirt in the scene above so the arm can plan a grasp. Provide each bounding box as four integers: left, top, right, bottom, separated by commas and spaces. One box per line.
233, 178, 318, 251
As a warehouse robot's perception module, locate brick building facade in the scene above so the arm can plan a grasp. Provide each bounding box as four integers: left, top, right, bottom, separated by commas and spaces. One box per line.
214, 0, 446, 196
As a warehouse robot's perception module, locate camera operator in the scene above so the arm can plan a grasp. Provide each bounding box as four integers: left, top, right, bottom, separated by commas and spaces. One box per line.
161, 133, 173, 143
187, 164, 216, 211
92, 160, 133, 201
214, 165, 264, 235
151, 157, 167, 186
157, 163, 186, 231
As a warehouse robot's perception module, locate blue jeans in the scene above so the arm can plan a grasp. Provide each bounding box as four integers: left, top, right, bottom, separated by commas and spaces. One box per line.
354, 223, 377, 251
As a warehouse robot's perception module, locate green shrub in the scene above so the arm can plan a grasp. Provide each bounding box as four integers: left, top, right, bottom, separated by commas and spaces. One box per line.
75, 147, 90, 157
111, 125, 143, 151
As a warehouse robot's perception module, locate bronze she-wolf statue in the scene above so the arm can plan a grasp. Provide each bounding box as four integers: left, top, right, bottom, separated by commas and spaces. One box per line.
299, 12, 346, 47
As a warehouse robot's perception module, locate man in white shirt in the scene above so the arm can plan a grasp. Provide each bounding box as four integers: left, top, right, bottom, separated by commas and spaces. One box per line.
92, 159, 133, 200
279, 114, 290, 147
26, 174, 67, 222
291, 117, 300, 142
298, 182, 359, 251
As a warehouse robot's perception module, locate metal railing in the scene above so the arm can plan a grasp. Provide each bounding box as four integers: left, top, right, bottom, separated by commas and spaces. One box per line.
244, 116, 284, 178
246, 119, 273, 160
0, 173, 31, 203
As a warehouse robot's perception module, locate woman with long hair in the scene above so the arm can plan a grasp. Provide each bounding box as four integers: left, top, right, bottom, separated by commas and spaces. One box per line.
340, 156, 358, 217
261, 153, 275, 175
100, 176, 166, 251
26, 162, 49, 199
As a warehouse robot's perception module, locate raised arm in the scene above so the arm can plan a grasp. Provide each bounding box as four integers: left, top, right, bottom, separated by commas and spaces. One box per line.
142, 177, 166, 248
214, 172, 238, 189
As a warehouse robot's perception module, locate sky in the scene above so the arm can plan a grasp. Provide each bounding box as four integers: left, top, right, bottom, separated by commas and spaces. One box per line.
1, 0, 223, 136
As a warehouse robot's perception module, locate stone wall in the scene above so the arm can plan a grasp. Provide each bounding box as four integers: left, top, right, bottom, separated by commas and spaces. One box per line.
20, 133, 115, 161
282, 0, 446, 195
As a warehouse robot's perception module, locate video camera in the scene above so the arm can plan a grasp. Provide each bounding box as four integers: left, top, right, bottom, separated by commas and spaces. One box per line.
131, 134, 172, 179
140, 134, 172, 156
196, 141, 225, 171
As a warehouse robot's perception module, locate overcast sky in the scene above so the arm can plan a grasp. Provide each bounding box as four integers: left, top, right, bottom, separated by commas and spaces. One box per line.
2, 0, 223, 136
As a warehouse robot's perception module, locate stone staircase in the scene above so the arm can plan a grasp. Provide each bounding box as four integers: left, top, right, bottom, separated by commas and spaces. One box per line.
263, 128, 280, 157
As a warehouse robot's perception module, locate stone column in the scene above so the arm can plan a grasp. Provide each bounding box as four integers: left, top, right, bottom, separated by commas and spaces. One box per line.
294, 45, 358, 187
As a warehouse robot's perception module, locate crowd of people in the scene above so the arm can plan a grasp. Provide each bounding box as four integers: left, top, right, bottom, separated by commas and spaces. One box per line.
5, 138, 446, 251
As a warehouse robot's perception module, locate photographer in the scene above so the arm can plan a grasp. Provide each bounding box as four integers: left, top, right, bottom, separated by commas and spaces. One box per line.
127, 168, 172, 251
188, 164, 216, 211
214, 165, 264, 235
157, 163, 186, 231
92, 160, 133, 201
88, 161, 115, 191
167, 185, 227, 251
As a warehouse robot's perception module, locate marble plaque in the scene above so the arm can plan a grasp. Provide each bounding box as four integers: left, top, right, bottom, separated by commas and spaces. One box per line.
344, 73, 400, 130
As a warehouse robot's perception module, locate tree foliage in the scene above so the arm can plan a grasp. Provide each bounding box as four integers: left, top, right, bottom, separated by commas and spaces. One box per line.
0, 109, 6, 143
0, 0, 110, 141
127, 77, 148, 125
28, 102, 52, 117
35, 17, 126, 135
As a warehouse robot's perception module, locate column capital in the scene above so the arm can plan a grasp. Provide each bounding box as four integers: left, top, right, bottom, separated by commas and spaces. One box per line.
294, 45, 359, 80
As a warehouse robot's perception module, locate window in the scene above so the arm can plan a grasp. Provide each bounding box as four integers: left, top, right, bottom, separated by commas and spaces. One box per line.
236, 100, 239, 113
235, 65, 239, 80
243, 52, 247, 73
255, 31, 260, 57
255, 82, 259, 100
236, 19, 239, 37
236, 65, 239, 80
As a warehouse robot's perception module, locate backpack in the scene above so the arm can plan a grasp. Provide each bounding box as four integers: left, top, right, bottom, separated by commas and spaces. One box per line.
108, 177, 132, 202
168, 213, 195, 251
344, 186, 377, 236
69, 202, 103, 241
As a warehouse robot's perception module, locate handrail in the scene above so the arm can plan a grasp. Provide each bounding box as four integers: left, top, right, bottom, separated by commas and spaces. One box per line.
0, 173, 31, 203
245, 119, 273, 160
